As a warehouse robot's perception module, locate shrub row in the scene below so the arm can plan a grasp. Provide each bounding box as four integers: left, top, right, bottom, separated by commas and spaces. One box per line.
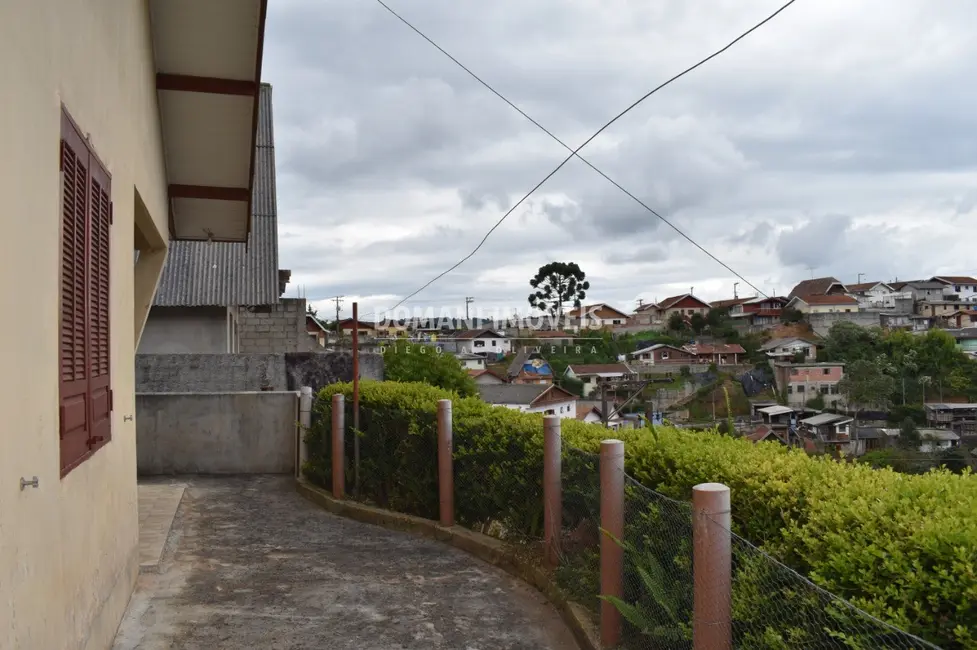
304, 380, 977, 649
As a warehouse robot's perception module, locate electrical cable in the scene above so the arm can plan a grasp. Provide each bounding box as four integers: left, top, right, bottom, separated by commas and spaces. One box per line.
372, 0, 800, 317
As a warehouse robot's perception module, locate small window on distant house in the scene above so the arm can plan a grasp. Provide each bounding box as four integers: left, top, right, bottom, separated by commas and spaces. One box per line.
662, 351, 670, 360
831, 385, 840, 395
491, 340, 496, 346
823, 368, 830, 375
787, 385, 793, 394
797, 385, 805, 393
955, 285, 961, 292
790, 368, 799, 376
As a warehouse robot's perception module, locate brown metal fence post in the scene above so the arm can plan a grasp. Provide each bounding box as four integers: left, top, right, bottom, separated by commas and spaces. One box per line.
600, 439, 625, 647
543, 415, 562, 567
693, 482, 732, 650
437, 399, 454, 527
331, 393, 345, 499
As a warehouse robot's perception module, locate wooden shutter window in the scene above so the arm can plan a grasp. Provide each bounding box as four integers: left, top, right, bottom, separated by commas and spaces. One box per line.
59, 109, 112, 476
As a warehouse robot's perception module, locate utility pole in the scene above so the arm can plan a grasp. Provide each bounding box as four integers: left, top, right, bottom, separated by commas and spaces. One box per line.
465, 296, 475, 322
600, 379, 609, 428
857, 273, 865, 285
733, 282, 739, 299
333, 295, 344, 339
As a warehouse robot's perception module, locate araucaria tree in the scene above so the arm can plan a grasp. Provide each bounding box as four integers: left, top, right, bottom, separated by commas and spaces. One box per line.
528, 262, 589, 322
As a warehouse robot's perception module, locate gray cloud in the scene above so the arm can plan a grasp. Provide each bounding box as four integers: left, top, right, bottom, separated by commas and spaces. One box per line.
265, 0, 977, 316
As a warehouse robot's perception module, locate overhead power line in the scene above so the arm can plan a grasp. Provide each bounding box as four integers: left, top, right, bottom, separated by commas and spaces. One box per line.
374, 0, 800, 313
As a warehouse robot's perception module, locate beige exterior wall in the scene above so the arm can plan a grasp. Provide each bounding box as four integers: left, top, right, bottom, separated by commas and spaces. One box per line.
0, 1, 169, 649
797, 303, 860, 314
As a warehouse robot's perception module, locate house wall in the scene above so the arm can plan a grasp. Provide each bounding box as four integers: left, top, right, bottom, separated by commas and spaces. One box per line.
497, 399, 577, 418
137, 306, 231, 353
0, 1, 171, 648
136, 354, 289, 392
136, 392, 298, 475
459, 336, 511, 355
238, 298, 320, 353
941, 282, 977, 302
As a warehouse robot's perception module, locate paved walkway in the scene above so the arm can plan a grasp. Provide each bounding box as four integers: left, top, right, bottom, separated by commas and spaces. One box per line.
114, 476, 577, 650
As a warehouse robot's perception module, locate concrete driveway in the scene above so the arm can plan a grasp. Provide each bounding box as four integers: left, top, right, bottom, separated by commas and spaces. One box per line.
113, 476, 577, 649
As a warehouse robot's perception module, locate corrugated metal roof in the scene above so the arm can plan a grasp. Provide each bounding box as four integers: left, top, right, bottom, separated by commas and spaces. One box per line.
153, 83, 281, 307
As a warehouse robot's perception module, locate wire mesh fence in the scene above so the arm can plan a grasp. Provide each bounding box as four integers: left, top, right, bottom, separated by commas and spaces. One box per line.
719, 516, 942, 650
555, 446, 602, 610
613, 476, 695, 649
306, 396, 944, 649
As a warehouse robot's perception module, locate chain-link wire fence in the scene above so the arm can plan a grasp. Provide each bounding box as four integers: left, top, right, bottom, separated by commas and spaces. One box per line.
613, 476, 695, 649
719, 516, 942, 650
555, 446, 601, 611
306, 395, 943, 649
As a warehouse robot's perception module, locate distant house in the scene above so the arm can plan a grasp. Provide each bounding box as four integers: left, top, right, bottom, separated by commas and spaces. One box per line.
773, 362, 845, 408
710, 297, 752, 311
785, 294, 860, 314
683, 343, 746, 365
787, 277, 849, 299
575, 403, 628, 430
468, 369, 506, 385
759, 337, 818, 361
533, 329, 575, 346
337, 319, 377, 339
637, 294, 712, 324
930, 275, 977, 303
567, 303, 630, 329
925, 402, 977, 439
903, 281, 948, 303
846, 281, 899, 310
629, 343, 695, 365
507, 349, 554, 384
728, 296, 788, 327
477, 383, 577, 418
454, 328, 511, 358
799, 412, 857, 455
564, 363, 636, 398
945, 310, 977, 330
917, 428, 961, 453
916, 300, 967, 319
306, 314, 330, 347
455, 353, 487, 371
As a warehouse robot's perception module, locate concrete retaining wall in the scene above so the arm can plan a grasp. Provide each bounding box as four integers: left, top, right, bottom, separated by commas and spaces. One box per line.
136, 351, 385, 394
808, 311, 882, 336
136, 353, 288, 392
136, 392, 298, 475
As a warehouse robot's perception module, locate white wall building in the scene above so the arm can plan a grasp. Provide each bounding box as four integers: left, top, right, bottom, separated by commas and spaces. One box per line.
477, 384, 578, 419
455, 329, 512, 356
931, 276, 977, 303
564, 363, 635, 398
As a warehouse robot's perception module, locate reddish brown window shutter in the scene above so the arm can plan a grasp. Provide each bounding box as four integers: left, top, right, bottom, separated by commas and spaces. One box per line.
88, 161, 112, 451
59, 109, 112, 475
59, 113, 91, 473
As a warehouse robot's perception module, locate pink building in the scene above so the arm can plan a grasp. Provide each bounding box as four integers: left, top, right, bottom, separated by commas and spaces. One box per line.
774, 362, 846, 408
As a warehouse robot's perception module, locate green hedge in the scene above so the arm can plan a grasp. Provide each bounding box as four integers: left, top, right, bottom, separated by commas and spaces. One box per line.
304, 380, 977, 649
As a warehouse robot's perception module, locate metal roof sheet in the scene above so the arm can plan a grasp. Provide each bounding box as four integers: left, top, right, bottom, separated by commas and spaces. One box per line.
153, 83, 280, 307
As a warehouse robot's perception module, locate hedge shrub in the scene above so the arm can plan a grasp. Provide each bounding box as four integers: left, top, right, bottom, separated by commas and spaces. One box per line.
305, 380, 977, 648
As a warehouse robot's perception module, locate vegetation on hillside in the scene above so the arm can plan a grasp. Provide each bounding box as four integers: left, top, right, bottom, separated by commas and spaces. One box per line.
382, 344, 477, 396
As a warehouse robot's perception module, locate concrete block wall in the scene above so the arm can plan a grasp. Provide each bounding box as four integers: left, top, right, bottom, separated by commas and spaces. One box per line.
238, 297, 320, 353
136, 354, 288, 392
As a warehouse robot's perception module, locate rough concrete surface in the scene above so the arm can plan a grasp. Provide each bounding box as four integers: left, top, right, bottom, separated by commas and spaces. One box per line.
113, 476, 577, 649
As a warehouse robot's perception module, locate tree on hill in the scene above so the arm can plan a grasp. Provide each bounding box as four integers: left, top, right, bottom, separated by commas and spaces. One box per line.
667, 312, 686, 332
838, 357, 895, 421
383, 346, 477, 397
897, 417, 921, 450
528, 262, 589, 322
689, 312, 706, 334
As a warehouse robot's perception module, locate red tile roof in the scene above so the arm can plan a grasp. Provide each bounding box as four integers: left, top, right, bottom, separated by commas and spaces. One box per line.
657, 294, 711, 310
455, 328, 503, 340
566, 304, 629, 319
534, 330, 573, 338
710, 297, 751, 309
788, 277, 846, 299
933, 276, 977, 284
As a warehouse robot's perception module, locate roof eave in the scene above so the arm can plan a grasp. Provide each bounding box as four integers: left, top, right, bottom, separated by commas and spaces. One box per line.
151, 0, 268, 243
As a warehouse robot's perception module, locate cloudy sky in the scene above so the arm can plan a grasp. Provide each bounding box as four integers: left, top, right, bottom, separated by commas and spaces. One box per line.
262, 0, 977, 321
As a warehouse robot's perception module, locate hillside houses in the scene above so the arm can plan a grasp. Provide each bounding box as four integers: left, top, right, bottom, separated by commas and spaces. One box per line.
629, 342, 746, 366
